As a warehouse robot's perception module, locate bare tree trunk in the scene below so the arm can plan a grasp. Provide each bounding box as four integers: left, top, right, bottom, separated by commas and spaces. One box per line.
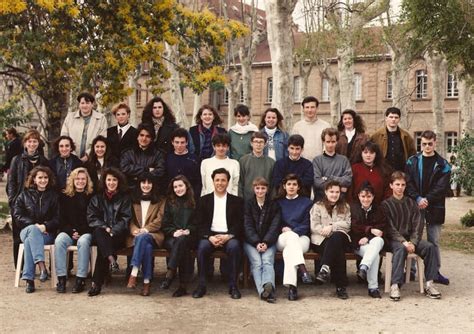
329, 75, 341, 126
265, 0, 298, 129
298, 61, 313, 102
225, 71, 241, 128
390, 48, 410, 128
127, 71, 141, 127
191, 93, 202, 127
458, 77, 473, 137
240, 56, 252, 108
427, 52, 447, 156
165, 43, 188, 128
338, 45, 355, 111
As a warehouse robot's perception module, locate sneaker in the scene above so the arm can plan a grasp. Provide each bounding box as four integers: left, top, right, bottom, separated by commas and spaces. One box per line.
301, 272, 314, 284
109, 261, 119, 274
316, 268, 330, 284
368, 288, 382, 299
425, 284, 441, 299
434, 272, 450, 286
357, 266, 368, 282
390, 285, 401, 301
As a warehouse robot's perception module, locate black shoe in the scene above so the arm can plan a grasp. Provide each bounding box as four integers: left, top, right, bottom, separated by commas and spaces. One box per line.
368, 288, 382, 299
288, 285, 298, 301
434, 272, 450, 285
229, 286, 241, 299
72, 278, 86, 293
109, 262, 119, 274
261, 282, 273, 300
160, 277, 173, 290
301, 272, 314, 284
316, 269, 330, 284
88, 283, 102, 297
39, 269, 48, 282
357, 268, 368, 282
56, 276, 67, 293
172, 287, 188, 297
192, 286, 207, 298
336, 287, 349, 300
266, 291, 276, 304
25, 280, 35, 293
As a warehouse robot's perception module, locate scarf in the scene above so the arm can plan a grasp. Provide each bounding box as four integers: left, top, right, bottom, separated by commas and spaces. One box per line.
105, 189, 117, 200
25, 149, 40, 164
152, 117, 164, 135
229, 122, 258, 135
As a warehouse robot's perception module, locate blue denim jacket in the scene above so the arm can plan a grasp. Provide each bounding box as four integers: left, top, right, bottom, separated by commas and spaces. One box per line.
261, 128, 289, 161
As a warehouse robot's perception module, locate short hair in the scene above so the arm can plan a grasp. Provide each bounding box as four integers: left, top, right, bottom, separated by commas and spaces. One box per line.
111, 102, 130, 115
170, 128, 189, 142
132, 171, 160, 204
22, 129, 42, 145
195, 104, 223, 126
277, 173, 303, 198
385, 107, 401, 117
100, 167, 128, 193
259, 108, 284, 130
53, 135, 76, 154
321, 128, 339, 141
301, 96, 319, 108
421, 130, 437, 141
25, 166, 55, 189
251, 131, 268, 143
63, 167, 94, 196
212, 133, 231, 146
337, 109, 366, 133
234, 104, 250, 117
252, 176, 269, 188
137, 123, 156, 142
288, 134, 305, 148
211, 168, 230, 182
77, 92, 95, 103
390, 171, 407, 183
357, 181, 375, 195
5, 127, 18, 137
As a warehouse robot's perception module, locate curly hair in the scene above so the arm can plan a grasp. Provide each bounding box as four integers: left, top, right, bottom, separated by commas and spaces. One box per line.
259, 107, 285, 130
25, 166, 56, 190
337, 109, 366, 133
53, 135, 76, 156
141, 97, 176, 124
167, 175, 195, 208
63, 167, 94, 197
195, 104, 223, 126
99, 167, 128, 193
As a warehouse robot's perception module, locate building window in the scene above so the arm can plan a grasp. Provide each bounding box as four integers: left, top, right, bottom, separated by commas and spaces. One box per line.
415, 70, 428, 99
293, 77, 301, 103
446, 131, 458, 152
447, 73, 458, 98
136, 84, 142, 106
354, 73, 362, 100
386, 72, 393, 99
321, 78, 330, 102
414, 131, 423, 152
267, 78, 273, 103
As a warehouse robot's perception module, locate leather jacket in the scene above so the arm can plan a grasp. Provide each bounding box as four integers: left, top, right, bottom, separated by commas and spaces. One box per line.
87, 192, 132, 237
120, 146, 165, 188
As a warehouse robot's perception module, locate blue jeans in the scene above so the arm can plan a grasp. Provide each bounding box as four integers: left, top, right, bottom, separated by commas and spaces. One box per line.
130, 233, 156, 280
243, 242, 276, 295
20, 225, 55, 281
427, 223, 442, 270
54, 232, 92, 278
354, 237, 384, 289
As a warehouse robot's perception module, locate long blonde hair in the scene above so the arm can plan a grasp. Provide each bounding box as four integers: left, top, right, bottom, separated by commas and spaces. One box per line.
63, 167, 94, 197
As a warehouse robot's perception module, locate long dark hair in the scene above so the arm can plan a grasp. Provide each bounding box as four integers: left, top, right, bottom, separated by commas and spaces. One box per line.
167, 175, 195, 208
276, 173, 303, 199
131, 172, 160, 204
99, 167, 128, 194
141, 97, 176, 124
321, 180, 348, 216
88, 135, 112, 164
337, 109, 366, 133
259, 107, 285, 130
356, 141, 392, 179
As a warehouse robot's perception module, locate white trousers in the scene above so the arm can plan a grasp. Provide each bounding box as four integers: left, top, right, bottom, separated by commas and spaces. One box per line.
276, 231, 310, 287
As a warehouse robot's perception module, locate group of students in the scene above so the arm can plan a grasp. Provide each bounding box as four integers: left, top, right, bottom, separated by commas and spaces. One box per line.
6, 93, 451, 303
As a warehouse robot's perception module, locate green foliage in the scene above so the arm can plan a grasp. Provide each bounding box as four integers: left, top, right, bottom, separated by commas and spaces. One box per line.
0, 96, 29, 131
450, 132, 474, 195
461, 210, 474, 228
401, 0, 474, 80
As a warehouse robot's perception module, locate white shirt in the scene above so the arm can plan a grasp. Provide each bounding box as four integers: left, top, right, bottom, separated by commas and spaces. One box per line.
140, 200, 151, 228
211, 193, 228, 233
118, 123, 132, 137
345, 128, 356, 143
200, 156, 240, 196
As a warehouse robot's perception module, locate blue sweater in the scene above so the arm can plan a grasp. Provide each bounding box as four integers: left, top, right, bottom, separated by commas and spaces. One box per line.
277, 196, 312, 236
272, 156, 314, 195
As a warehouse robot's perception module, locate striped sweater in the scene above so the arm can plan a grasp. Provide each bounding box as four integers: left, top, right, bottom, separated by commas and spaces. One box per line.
381, 196, 423, 245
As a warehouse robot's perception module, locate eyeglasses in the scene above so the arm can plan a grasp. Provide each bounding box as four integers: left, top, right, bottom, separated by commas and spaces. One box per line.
421, 142, 434, 147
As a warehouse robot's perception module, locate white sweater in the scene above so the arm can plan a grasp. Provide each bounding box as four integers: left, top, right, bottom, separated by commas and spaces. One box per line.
200, 156, 240, 196
292, 118, 331, 161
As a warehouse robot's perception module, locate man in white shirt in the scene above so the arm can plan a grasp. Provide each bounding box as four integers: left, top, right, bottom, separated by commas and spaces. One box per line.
193, 168, 244, 299
292, 96, 330, 161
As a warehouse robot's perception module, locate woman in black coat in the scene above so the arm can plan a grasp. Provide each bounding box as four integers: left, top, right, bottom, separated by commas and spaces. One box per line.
84, 135, 118, 192
243, 177, 281, 303
141, 97, 178, 155
48, 135, 82, 190
13, 166, 59, 293
87, 167, 132, 296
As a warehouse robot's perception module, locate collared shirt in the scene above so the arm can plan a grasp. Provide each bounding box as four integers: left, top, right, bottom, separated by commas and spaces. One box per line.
118, 123, 131, 138
386, 128, 404, 171
211, 193, 228, 233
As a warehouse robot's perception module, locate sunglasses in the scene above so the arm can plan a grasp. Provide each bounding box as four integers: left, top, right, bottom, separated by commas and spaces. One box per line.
421, 142, 434, 147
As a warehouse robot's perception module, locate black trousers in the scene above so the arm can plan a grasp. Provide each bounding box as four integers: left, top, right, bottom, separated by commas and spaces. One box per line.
12, 214, 21, 268
92, 228, 125, 285
312, 232, 350, 288
164, 235, 194, 283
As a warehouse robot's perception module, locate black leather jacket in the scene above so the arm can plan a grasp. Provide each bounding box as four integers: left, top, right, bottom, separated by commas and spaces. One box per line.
13, 188, 59, 234
120, 146, 165, 188
87, 192, 132, 237
6, 152, 49, 206
244, 196, 281, 247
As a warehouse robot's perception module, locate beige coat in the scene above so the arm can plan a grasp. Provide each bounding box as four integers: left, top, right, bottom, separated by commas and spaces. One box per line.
310, 202, 351, 245
125, 199, 165, 248
60, 110, 108, 156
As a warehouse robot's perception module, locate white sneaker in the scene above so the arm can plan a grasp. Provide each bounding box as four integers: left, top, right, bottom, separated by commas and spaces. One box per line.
390, 285, 401, 301
425, 284, 442, 299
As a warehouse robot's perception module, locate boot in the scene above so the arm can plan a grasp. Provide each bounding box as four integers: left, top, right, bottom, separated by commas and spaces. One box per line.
72, 277, 86, 293
56, 276, 67, 293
